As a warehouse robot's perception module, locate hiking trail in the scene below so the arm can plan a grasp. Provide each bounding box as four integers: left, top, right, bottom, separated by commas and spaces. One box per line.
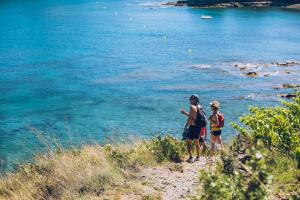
137, 156, 212, 200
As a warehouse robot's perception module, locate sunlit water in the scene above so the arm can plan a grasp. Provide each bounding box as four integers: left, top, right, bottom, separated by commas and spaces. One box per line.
1, 0, 300, 172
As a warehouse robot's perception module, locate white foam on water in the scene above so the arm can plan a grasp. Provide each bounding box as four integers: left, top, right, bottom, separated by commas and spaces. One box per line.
188, 64, 212, 70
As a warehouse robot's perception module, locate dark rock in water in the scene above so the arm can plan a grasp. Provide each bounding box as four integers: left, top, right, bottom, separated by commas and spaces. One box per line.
239, 67, 247, 70
278, 93, 297, 98
245, 71, 258, 77
282, 83, 300, 88
285, 70, 291, 74
272, 86, 282, 90
242, 1, 271, 7
264, 73, 270, 77
276, 61, 300, 67
162, 1, 182, 6
162, 0, 188, 6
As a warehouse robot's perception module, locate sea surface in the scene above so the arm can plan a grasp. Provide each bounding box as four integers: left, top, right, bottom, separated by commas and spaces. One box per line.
1, 0, 300, 172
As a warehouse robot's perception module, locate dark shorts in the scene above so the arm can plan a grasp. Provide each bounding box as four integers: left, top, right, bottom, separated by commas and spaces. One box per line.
211, 130, 222, 137
187, 125, 201, 140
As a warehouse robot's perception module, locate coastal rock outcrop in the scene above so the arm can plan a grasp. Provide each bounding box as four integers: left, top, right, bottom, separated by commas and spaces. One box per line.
163, 0, 300, 8
277, 93, 297, 98
282, 83, 300, 88
276, 61, 300, 67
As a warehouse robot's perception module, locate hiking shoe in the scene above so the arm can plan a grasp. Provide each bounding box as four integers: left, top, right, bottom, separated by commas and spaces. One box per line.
195, 157, 200, 161
186, 157, 194, 163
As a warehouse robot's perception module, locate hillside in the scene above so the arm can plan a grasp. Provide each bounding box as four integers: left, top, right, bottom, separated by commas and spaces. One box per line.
0, 94, 299, 200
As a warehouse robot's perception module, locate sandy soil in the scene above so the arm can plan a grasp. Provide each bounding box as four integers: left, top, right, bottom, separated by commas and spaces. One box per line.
138, 156, 213, 200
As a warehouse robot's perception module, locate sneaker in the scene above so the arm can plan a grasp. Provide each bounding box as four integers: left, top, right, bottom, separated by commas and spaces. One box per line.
187, 157, 194, 163
195, 157, 200, 161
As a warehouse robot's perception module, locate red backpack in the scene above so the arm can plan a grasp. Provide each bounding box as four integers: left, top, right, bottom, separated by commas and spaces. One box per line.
217, 112, 225, 128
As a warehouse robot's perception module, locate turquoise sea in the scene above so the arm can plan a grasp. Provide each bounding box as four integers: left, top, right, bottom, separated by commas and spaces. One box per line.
1, 0, 300, 172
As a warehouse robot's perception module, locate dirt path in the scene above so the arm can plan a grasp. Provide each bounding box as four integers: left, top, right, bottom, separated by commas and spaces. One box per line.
138, 156, 213, 200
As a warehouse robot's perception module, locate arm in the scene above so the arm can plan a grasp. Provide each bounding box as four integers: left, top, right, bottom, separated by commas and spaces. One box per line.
180, 108, 190, 129
180, 109, 189, 117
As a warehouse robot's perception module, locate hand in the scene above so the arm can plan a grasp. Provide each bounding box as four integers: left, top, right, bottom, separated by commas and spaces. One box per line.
184, 125, 189, 130
180, 109, 186, 115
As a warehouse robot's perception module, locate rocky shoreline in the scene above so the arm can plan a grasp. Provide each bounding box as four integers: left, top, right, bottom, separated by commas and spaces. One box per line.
163, 0, 300, 8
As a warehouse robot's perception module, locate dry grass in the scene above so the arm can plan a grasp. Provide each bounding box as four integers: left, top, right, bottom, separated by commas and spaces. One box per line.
0, 135, 185, 200
0, 145, 158, 200
0, 146, 122, 200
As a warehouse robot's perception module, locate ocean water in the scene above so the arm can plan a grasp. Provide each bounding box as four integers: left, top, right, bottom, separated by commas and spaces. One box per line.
0, 0, 300, 172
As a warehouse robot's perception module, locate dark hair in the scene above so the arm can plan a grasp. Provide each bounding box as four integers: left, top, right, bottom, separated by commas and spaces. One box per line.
190, 94, 199, 105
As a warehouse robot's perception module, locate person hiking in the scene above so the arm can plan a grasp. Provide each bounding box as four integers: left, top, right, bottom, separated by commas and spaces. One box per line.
180, 94, 207, 163
209, 101, 224, 158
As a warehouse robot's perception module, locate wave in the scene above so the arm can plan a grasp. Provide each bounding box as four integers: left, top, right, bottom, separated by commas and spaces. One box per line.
188, 64, 212, 70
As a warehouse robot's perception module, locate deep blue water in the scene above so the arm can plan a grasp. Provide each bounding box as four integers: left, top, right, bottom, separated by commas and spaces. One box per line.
1, 0, 300, 172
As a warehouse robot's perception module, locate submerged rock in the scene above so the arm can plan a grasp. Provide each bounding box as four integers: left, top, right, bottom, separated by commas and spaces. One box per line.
245, 71, 258, 77
272, 86, 282, 90
278, 93, 297, 99
162, 1, 181, 6
282, 84, 300, 89
276, 61, 300, 67
285, 70, 291, 74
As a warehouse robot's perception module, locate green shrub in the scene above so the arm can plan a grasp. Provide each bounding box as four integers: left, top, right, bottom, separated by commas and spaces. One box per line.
196, 168, 234, 200
104, 144, 131, 168
296, 147, 300, 169
103, 135, 186, 168
231, 93, 300, 157
195, 142, 271, 200
147, 135, 186, 163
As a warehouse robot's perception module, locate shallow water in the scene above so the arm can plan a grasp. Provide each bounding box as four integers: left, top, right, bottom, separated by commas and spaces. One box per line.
0, 0, 300, 172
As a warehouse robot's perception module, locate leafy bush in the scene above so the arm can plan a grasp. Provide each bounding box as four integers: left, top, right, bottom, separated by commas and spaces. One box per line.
103, 135, 186, 168
231, 93, 300, 158
147, 135, 186, 163
104, 144, 131, 168
196, 168, 234, 200
195, 142, 271, 200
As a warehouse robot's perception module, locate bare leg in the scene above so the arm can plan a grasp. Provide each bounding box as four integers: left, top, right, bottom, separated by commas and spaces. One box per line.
210, 134, 216, 157
194, 139, 200, 158
216, 136, 224, 150
202, 141, 208, 151
186, 139, 193, 158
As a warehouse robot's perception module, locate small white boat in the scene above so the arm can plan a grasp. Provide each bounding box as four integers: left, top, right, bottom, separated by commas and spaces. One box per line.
201, 15, 212, 19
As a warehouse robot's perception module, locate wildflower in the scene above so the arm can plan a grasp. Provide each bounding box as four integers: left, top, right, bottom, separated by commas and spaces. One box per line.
255, 152, 263, 160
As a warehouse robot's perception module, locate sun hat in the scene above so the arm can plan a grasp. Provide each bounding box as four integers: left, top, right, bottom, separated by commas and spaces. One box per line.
210, 101, 220, 108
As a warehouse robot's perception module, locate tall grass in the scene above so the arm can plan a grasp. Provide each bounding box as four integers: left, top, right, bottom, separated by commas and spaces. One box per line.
0, 135, 185, 200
